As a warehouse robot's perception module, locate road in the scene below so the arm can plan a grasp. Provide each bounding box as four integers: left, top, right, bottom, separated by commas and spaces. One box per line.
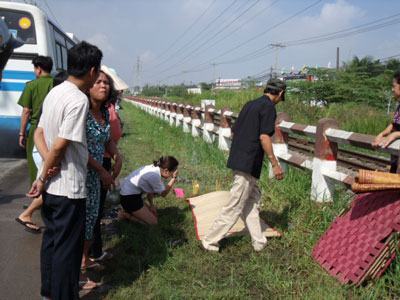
0, 159, 42, 299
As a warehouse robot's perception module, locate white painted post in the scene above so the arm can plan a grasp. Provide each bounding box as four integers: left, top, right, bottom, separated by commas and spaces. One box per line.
203, 106, 215, 143
268, 112, 290, 178
176, 104, 184, 127
218, 108, 232, 151
183, 105, 192, 133
169, 103, 177, 126
191, 107, 202, 137
311, 118, 339, 202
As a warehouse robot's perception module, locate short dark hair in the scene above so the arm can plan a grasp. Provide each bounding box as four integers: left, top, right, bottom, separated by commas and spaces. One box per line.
394, 71, 400, 84
32, 56, 53, 73
67, 41, 102, 78
153, 156, 179, 171
53, 70, 68, 86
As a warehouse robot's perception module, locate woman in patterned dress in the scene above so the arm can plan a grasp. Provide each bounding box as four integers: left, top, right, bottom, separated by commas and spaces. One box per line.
80, 71, 122, 287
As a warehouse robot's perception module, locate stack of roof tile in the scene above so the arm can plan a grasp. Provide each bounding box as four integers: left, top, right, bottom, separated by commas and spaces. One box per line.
312, 190, 400, 285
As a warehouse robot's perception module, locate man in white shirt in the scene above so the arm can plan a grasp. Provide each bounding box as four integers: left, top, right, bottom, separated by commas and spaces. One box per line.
27, 41, 102, 300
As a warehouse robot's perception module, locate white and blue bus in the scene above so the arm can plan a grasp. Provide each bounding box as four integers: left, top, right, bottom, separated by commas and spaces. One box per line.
0, 1, 77, 157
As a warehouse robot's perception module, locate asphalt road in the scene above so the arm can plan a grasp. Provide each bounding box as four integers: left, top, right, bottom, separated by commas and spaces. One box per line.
0, 159, 42, 299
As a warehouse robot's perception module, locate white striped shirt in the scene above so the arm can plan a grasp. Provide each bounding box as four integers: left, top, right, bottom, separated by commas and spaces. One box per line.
38, 80, 89, 199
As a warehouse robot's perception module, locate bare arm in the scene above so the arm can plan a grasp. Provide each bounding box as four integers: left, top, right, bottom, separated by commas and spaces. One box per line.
27, 137, 69, 198
160, 170, 179, 197
88, 155, 114, 189
105, 140, 122, 179
34, 127, 49, 159
19, 107, 31, 148
260, 134, 283, 180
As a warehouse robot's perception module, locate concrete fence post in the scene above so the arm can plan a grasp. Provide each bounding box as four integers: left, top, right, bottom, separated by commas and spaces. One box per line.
191, 107, 202, 137
218, 108, 232, 151
164, 102, 171, 122
203, 105, 215, 144
311, 118, 339, 202
176, 104, 184, 127
169, 103, 177, 126
160, 101, 166, 119
183, 105, 192, 133
269, 112, 290, 178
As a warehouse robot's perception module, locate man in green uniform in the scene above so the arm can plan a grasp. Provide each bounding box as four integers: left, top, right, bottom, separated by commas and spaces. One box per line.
18, 56, 53, 182
16, 56, 53, 233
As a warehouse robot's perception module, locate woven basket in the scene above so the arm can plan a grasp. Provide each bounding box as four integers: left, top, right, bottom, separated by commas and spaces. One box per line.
357, 170, 400, 185
351, 182, 400, 193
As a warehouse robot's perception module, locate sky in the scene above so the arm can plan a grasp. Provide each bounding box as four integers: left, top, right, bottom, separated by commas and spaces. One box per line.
18, 0, 400, 86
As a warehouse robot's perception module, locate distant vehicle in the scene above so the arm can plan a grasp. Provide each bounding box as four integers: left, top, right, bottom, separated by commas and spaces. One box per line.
0, 1, 77, 157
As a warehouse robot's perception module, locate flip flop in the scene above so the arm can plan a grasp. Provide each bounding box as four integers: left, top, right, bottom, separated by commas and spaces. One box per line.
15, 217, 41, 234
79, 279, 100, 290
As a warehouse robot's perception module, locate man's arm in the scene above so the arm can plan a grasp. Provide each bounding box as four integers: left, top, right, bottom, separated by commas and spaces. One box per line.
260, 134, 283, 180
26, 137, 69, 198
34, 127, 48, 159
19, 107, 31, 148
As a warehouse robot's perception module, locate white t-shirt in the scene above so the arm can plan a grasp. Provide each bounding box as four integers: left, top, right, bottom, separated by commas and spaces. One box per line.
120, 164, 165, 196
38, 80, 89, 199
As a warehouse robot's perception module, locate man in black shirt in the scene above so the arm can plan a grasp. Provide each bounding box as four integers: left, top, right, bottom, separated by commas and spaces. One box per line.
202, 78, 286, 252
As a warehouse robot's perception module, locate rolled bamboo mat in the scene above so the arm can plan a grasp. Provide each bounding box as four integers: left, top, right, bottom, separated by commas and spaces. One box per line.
351, 182, 400, 193
357, 170, 400, 185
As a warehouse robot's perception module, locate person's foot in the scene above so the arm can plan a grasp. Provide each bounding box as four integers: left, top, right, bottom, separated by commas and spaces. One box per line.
200, 240, 219, 252
117, 209, 129, 220
253, 241, 267, 252
15, 216, 41, 232
89, 251, 113, 262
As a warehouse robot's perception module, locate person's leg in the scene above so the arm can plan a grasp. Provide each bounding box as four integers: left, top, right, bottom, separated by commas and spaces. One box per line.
26, 126, 38, 185
17, 196, 43, 230
131, 205, 158, 225
50, 196, 85, 300
202, 171, 254, 251
82, 174, 100, 269
91, 157, 111, 259
241, 183, 267, 251
40, 192, 55, 298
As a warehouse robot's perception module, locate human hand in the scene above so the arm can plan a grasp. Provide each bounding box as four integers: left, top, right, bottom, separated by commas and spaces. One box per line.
26, 179, 45, 198
372, 134, 384, 148
379, 134, 396, 148
112, 155, 122, 179
18, 135, 26, 148
172, 169, 179, 178
100, 169, 114, 189
272, 164, 284, 180
47, 165, 60, 178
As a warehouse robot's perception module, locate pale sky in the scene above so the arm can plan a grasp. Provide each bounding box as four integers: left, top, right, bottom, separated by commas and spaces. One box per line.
30, 0, 400, 86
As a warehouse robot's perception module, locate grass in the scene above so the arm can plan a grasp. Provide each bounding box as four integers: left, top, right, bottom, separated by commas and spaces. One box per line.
101, 101, 400, 299
166, 88, 392, 135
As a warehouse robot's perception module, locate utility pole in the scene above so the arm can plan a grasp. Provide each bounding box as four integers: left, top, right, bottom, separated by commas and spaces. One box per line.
336, 47, 340, 70
211, 63, 216, 85
270, 43, 286, 77
135, 56, 142, 92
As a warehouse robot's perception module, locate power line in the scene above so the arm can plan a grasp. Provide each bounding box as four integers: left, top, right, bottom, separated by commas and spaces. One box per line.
154, 0, 262, 76
154, 0, 323, 82
150, 0, 240, 70
152, 0, 217, 62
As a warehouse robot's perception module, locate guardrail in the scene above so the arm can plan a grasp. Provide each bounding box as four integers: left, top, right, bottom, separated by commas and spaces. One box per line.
124, 96, 400, 203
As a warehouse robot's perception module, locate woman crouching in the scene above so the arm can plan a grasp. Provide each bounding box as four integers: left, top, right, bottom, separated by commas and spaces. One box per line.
118, 156, 179, 225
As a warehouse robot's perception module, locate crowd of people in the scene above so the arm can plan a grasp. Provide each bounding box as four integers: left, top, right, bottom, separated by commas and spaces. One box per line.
4, 16, 400, 300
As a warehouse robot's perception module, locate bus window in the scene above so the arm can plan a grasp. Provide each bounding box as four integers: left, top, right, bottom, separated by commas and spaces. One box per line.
61, 46, 67, 69
0, 9, 36, 44
55, 42, 63, 70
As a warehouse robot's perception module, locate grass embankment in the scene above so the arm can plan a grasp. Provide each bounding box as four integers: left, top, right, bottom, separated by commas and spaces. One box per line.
103, 102, 400, 299
167, 89, 391, 135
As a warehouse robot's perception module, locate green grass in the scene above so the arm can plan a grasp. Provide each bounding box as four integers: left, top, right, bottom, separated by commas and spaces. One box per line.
165, 88, 392, 135
102, 102, 400, 299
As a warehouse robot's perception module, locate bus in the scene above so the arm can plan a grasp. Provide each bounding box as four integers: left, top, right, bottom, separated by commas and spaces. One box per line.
0, 1, 77, 157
